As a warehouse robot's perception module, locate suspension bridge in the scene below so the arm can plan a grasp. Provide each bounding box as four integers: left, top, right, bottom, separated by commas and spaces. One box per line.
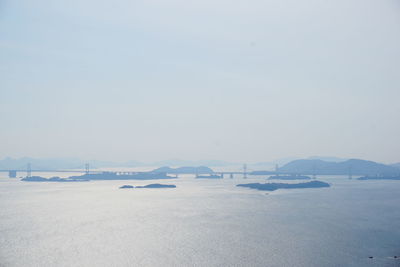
0, 163, 268, 179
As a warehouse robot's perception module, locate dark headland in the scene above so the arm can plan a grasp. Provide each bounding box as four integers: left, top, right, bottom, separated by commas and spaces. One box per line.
119, 185, 134, 189
237, 181, 330, 191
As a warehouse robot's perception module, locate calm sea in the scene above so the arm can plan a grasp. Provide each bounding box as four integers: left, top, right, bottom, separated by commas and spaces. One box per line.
0, 173, 399, 266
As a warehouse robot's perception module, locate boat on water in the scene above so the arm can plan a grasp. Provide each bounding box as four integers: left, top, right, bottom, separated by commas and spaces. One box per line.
69, 171, 176, 180
268, 175, 311, 180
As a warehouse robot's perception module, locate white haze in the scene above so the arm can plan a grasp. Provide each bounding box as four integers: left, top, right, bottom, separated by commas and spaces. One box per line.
1, 0, 400, 163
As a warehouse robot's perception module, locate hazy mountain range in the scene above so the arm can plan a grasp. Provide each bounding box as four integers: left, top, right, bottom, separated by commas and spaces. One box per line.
152, 166, 214, 174
0, 157, 233, 170
1, 157, 398, 176
0, 157, 293, 169
279, 159, 400, 176
390, 163, 400, 169
0, 157, 141, 170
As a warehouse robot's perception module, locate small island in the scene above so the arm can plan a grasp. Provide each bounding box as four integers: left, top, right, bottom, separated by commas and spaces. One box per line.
237, 181, 330, 191
119, 184, 176, 189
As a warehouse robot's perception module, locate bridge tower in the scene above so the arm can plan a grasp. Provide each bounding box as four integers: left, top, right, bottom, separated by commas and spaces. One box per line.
85, 163, 90, 175
243, 164, 247, 179
27, 163, 31, 178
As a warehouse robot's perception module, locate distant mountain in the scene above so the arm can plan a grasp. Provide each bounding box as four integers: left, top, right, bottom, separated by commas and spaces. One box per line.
0, 157, 84, 170
250, 157, 347, 169
153, 159, 232, 167
196, 160, 233, 167
0, 157, 232, 170
250, 162, 274, 167
390, 163, 400, 170
249, 157, 301, 170
279, 159, 400, 176
87, 160, 143, 168
307, 156, 348, 162
151, 166, 214, 174
250, 170, 276, 175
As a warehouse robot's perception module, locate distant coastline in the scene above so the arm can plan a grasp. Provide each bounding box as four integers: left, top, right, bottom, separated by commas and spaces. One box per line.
357, 176, 400, 181
21, 176, 88, 182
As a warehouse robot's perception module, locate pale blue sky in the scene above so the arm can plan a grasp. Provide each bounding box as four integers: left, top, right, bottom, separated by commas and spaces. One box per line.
1, 0, 400, 163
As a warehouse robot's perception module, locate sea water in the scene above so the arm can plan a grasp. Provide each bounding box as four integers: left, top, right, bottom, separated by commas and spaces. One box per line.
0, 173, 399, 266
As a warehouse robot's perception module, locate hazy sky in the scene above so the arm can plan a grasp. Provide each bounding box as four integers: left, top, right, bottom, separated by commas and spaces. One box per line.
1, 0, 400, 163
